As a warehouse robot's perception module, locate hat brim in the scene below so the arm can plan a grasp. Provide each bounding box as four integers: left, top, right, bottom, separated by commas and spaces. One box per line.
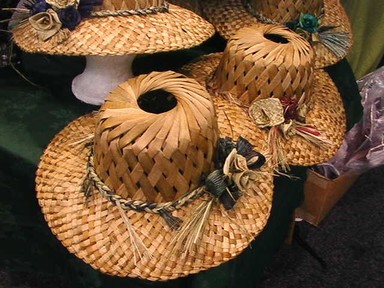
200, 0, 352, 68
35, 87, 273, 280
181, 53, 346, 166
12, 4, 215, 56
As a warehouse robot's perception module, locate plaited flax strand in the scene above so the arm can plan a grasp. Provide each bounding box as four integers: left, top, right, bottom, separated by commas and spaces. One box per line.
84, 151, 205, 219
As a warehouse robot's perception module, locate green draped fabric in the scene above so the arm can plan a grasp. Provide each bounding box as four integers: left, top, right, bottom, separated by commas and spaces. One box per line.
0, 38, 362, 287
341, 0, 384, 79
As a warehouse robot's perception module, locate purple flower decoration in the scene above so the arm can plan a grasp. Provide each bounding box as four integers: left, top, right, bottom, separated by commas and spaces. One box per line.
78, 0, 103, 18
25, 0, 50, 15
57, 6, 82, 30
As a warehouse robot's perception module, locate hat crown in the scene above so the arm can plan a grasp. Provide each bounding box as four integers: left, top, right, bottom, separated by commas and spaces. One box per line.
93, 71, 217, 204
214, 24, 314, 106
249, 0, 323, 22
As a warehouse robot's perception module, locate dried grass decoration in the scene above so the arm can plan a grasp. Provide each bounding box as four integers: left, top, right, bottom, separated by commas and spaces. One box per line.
35, 71, 274, 280
200, 0, 352, 68
11, 0, 215, 55
182, 24, 346, 171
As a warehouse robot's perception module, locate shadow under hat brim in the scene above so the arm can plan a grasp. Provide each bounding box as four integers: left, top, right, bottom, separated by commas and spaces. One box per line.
35, 104, 273, 279
182, 53, 346, 167
12, 4, 215, 56
200, 0, 352, 68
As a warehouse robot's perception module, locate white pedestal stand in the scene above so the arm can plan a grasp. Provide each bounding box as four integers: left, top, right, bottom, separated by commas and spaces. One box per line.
72, 54, 136, 105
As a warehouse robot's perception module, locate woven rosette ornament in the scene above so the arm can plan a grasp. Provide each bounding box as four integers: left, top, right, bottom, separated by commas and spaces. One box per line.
35, 71, 273, 280
200, 0, 352, 68
10, 0, 215, 104
182, 24, 346, 171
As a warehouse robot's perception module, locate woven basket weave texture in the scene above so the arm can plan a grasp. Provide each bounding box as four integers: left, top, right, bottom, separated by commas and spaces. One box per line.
214, 24, 314, 107
35, 71, 273, 280
94, 72, 217, 203
12, 2, 215, 55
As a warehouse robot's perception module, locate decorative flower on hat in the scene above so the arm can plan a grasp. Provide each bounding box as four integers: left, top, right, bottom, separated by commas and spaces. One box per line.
285, 13, 350, 58
24, 0, 102, 41
29, 8, 63, 41
249, 96, 332, 171
242, 1, 351, 60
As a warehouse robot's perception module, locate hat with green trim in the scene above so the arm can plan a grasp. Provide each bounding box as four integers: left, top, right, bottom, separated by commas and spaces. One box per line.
200, 0, 352, 68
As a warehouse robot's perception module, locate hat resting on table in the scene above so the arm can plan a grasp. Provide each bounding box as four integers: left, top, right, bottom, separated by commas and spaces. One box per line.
182, 23, 346, 171
35, 70, 274, 280
200, 0, 352, 68
11, 0, 215, 56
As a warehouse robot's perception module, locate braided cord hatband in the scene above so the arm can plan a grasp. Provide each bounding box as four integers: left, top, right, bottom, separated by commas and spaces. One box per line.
90, 2, 169, 17
85, 152, 206, 215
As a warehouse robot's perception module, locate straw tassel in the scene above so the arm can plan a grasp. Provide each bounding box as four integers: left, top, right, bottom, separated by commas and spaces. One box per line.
169, 198, 214, 256
82, 168, 94, 203
159, 210, 183, 231
317, 30, 351, 58
268, 126, 290, 172
116, 203, 152, 264
168, 137, 266, 256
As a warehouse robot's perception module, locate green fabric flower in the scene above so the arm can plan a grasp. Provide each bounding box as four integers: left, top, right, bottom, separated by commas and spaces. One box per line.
298, 13, 320, 33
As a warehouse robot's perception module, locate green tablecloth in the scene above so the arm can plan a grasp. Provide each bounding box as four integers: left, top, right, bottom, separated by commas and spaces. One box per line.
0, 41, 362, 287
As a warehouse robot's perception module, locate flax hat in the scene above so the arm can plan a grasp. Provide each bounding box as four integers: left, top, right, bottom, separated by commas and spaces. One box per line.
35, 70, 273, 280
168, 0, 203, 16
11, 0, 215, 56
200, 0, 352, 68
182, 24, 346, 170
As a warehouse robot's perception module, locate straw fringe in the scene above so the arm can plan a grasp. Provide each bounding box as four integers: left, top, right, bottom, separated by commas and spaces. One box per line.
318, 30, 351, 58
268, 126, 290, 172
169, 199, 214, 256
116, 203, 152, 264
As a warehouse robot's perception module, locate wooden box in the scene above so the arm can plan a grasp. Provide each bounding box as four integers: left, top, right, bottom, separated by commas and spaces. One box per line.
295, 169, 361, 226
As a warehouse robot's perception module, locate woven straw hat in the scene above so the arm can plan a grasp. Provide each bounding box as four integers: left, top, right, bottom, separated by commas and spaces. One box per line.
200, 0, 352, 68
181, 24, 346, 170
35, 70, 273, 280
11, 0, 214, 56
168, 0, 202, 16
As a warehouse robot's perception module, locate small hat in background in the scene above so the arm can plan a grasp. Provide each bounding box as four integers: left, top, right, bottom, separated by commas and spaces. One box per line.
182, 23, 346, 170
200, 0, 352, 68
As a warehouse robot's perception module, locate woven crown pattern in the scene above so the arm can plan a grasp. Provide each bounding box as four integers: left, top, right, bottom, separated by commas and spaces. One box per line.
249, 0, 323, 23
93, 71, 217, 203
214, 24, 314, 106
168, 0, 202, 16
